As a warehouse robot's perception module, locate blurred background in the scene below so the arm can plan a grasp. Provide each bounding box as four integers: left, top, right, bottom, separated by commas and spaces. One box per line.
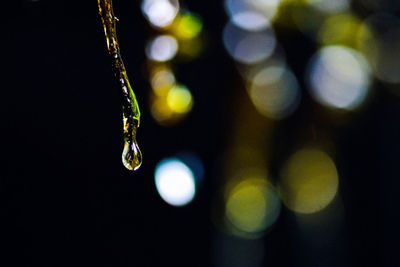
2, 0, 400, 266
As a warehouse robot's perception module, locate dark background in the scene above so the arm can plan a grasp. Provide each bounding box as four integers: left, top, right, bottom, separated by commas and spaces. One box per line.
2, 0, 400, 266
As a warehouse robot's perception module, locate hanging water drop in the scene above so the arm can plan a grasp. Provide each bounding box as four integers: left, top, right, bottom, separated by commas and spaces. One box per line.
98, 0, 142, 171
122, 117, 142, 171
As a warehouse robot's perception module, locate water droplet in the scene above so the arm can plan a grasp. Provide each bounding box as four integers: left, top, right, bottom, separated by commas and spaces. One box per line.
98, 0, 143, 171
122, 139, 142, 171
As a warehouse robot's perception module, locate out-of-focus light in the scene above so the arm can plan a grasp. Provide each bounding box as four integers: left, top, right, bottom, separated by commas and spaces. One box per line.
151, 96, 174, 123
155, 158, 196, 206
279, 148, 339, 214
250, 0, 282, 15
307, 0, 349, 14
176, 152, 204, 185
225, 178, 281, 236
307, 45, 370, 110
223, 21, 276, 64
150, 83, 193, 126
249, 66, 300, 119
150, 66, 176, 96
167, 84, 193, 114
232, 11, 271, 31
318, 13, 365, 48
365, 14, 400, 84
146, 35, 178, 62
171, 13, 203, 40
142, 0, 179, 29
225, 0, 280, 30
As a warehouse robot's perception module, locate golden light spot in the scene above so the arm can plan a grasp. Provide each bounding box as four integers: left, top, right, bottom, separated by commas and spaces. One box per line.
279, 148, 339, 214
151, 96, 173, 122
225, 178, 280, 236
167, 84, 193, 114
249, 66, 300, 119
149, 83, 193, 126
171, 12, 203, 40
318, 13, 368, 49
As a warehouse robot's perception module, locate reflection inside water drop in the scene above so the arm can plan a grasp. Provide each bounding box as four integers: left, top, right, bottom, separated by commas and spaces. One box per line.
122, 117, 142, 171
122, 138, 142, 171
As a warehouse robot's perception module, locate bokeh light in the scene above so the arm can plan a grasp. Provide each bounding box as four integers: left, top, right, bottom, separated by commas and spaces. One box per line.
225, 0, 281, 31
176, 152, 204, 186
232, 11, 270, 32
167, 84, 193, 114
307, 45, 371, 110
154, 158, 196, 206
151, 96, 174, 123
146, 35, 178, 62
225, 177, 281, 237
279, 148, 339, 214
141, 0, 180, 29
171, 12, 203, 40
150, 66, 176, 96
143, 2, 201, 127
318, 13, 366, 48
223, 21, 276, 64
150, 82, 193, 126
249, 65, 300, 119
